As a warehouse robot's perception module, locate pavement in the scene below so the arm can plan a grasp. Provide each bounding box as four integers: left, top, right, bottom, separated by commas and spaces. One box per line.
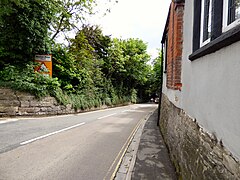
114, 109, 177, 180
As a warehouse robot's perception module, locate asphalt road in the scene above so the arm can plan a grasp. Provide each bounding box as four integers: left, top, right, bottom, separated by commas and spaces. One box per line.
0, 104, 157, 180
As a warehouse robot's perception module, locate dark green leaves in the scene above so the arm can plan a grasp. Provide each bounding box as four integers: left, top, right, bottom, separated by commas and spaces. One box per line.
0, 0, 53, 66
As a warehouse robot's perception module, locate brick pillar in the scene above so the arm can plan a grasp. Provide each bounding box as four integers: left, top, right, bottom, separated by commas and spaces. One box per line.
166, 1, 184, 90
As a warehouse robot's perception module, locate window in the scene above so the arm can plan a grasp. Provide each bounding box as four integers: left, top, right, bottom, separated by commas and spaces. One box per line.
228, 0, 240, 24
223, 0, 240, 32
190, 0, 240, 61
200, 0, 213, 46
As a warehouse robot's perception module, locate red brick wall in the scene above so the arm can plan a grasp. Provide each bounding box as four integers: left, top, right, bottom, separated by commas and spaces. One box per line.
166, 1, 184, 90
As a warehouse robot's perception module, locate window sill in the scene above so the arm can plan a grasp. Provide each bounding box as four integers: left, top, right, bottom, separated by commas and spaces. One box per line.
189, 24, 240, 61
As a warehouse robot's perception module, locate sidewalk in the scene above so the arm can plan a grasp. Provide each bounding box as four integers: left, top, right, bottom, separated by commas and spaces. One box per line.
114, 109, 177, 180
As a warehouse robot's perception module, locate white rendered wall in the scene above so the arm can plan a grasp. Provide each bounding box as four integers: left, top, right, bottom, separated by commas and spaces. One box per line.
163, 0, 240, 159
162, 59, 182, 108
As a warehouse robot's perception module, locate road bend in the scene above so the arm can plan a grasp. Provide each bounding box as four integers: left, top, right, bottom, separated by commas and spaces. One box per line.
0, 104, 157, 180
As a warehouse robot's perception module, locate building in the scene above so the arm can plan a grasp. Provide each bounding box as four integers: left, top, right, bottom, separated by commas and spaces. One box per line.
160, 0, 240, 179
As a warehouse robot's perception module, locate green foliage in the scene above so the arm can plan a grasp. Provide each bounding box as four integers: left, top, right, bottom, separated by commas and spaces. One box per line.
78, 25, 111, 60
0, 64, 61, 98
0, 0, 104, 67
52, 45, 86, 93
0, 0, 158, 112
104, 97, 112, 106
0, 0, 54, 67
0, 2, 161, 110
49, 0, 96, 41
152, 50, 162, 92
121, 38, 151, 87
142, 50, 162, 101
101, 38, 151, 101
102, 38, 125, 79
131, 89, 137, 103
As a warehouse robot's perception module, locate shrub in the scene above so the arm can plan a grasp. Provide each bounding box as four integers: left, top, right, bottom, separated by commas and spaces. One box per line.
0, 64, 134, 111
131, 89, 137, 103
104, 97, 112, 106
0, 64, 61, 98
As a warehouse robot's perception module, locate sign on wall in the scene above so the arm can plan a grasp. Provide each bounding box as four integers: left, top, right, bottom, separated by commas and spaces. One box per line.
34, 55, 52, 77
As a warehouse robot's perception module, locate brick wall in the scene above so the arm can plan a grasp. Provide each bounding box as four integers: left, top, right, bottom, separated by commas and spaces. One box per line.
166, 1, 184, 90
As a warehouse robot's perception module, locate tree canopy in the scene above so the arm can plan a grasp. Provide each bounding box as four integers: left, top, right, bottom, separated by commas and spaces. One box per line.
0, 1, 162, 109
0, 0, 100, 66
0, 0, 54, 65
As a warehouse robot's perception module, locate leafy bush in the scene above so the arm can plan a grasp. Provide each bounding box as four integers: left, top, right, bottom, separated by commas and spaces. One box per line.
0, 64, 61, 98
0, 63, 136, 112
131, 89, 137, 103
104, 97, 112, 106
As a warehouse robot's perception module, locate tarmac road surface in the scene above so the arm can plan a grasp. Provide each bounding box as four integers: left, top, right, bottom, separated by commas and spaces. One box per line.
0, 104, 157, 180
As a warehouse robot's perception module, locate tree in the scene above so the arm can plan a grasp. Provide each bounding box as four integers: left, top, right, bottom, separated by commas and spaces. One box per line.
146, 50, 162, 100
152, 50, 162, 93
49, 0, 118, 41
65, 25, 110, 92
102, 38, 125, 79
0, 0, 105, 67
120, 38, 150, 89
0, 0, 54, 67
52, 25, 111, 94
49, 0, 96, 41
100, 38, 151, 100
80, 25, 111, 60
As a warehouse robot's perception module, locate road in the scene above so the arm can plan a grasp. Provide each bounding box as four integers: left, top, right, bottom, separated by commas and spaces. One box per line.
0, 104, 157, 180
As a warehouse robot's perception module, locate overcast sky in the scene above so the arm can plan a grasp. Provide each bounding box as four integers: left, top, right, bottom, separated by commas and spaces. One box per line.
88, 0, 171, 60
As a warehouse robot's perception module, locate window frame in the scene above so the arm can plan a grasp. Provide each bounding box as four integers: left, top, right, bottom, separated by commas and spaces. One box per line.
223, 0, 240, 32
189, 0, 240, 61
200, 0, 213, 47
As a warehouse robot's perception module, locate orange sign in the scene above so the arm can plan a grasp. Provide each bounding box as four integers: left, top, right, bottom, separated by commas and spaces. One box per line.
35, 55, 52, 77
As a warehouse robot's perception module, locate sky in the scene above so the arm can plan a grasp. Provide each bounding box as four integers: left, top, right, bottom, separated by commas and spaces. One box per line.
87, 0, 171, 60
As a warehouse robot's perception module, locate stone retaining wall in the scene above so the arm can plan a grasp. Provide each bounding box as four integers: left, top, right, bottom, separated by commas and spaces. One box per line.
159, 94, 240, 179
0, 88, 76, 117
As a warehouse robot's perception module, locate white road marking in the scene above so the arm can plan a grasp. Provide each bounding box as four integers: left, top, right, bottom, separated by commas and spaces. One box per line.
76, 105, 130, 116
0, 119, 19, 124
122, 110, 145, 113
0, 105, 133, 123
97, 113, 117, 120
139, 104, 156, 108
20, 122, 85, 145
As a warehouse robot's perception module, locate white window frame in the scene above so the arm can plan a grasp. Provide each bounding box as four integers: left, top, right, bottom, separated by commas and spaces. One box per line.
223, 0, 240, 32
200, 0, 213, 47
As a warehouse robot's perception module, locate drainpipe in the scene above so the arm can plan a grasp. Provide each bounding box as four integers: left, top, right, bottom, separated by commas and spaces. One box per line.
157, 43, 164, 126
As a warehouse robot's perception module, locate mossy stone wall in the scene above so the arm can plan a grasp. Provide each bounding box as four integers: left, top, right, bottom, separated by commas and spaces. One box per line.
0, 88, 75, 117
160, 94, 240, 179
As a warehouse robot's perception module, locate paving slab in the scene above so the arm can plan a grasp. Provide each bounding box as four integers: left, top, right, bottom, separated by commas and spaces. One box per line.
114, 109, 177, 180
131, 110, 177, 180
